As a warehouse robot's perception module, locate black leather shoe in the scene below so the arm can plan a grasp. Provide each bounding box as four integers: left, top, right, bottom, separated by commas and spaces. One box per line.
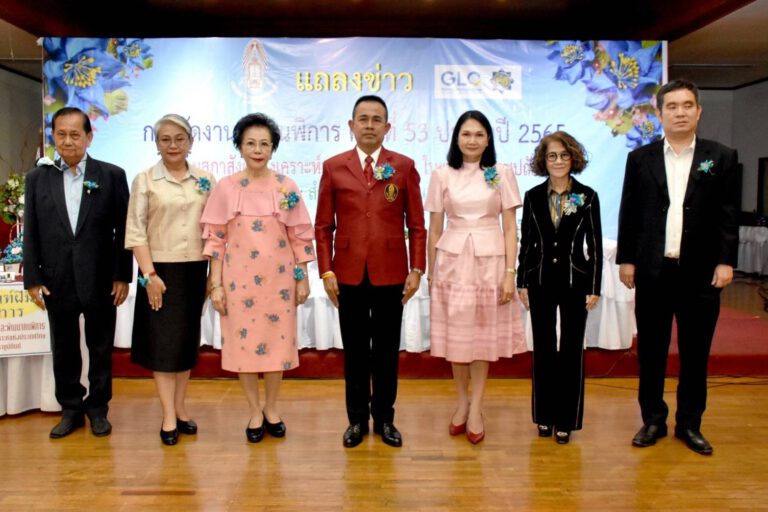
675, 428, 713, 455
160, 428, 179, 446
555, 430, 571, 444
632, 423, 668, 447
49, 414, 85, 439
90, 416, 112, 437
264, 415, 286, 438
537, 424, 553, 437
176, 418, 198, 435
343, 423, 368, 448
374, 422, 403, 448
246, 425, 265, 443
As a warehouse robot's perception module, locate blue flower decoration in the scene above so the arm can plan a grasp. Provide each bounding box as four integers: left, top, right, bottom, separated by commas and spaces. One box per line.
250, 250, 260, 259
483, 167, 501, 189
240, 178, 250, 187
373, 162, 396, 181
279, 289, 290, 301
244, 298, 254, 308
229, 281, 236, 291
278, 265, 286, 273
547, 40, 596, 85
282, 361, 292, 370
215, 230, 226, 239
626, 112, 662, 149
278, 239, 287, 248
239, 328, 248, 339
279, 188, 300, 210
83, 181, 99, 194
196, 176, 211, 193
293, 267, 306, 281
304, 245, 313, 255
266, 314, 280, 322
252, 220, 263, 232
698, 160, 715, 174
211, 251, 220, 260
254, 275, 264, 286
563, 193, 586, 216
2, 234, 23, 264
256, 343, 267, 355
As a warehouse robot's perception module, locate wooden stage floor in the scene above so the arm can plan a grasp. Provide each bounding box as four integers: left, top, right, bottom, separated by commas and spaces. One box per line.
2, 377, 767, 511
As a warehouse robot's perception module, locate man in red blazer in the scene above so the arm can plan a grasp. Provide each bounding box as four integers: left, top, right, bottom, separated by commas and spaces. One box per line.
316, 95, 426, 448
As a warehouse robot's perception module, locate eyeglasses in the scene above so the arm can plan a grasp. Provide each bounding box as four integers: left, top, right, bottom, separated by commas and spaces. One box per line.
243, 141, 273, 151
157, 136, 190, 147
546, 152, 571, 162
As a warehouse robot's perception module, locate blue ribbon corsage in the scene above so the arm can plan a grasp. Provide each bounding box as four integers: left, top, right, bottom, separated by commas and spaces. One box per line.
196, 176, 211, 193
697, 160, 714, 174
373, 163, 396, 181
484, 167, 501, 189
279, 188, 300, 210
563, 193, 586, 216
83, 181, 99, 194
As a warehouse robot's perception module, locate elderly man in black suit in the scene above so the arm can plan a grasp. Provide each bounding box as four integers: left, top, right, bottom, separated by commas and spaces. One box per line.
24, 107, 132, 438
617, 79, 739, 455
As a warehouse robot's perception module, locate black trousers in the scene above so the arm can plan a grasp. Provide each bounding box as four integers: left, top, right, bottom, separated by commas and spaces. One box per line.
45, 286, 116, 418
338, 272, 404, 425
528, 286, 588, 432
635, 259, 721, 431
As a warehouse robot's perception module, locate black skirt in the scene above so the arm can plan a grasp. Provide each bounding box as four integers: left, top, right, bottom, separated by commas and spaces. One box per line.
131, 260, 208, 372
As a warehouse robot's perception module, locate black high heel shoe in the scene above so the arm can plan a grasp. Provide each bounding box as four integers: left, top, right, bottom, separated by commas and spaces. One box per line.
160, 428, 179, 446
246, 418, 265, 443
263, 414, 286, 438
176, 418, 198, 435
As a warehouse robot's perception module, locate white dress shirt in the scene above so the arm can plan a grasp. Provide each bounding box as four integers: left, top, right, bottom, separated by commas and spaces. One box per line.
663, 136, 696, 258
60, 155, 88, 232
355, 146, 382, 171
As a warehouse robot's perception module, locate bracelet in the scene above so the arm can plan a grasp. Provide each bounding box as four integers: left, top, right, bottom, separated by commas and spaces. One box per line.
137, 271, 157, 288
505, 268, 517, 275
294, 266, 307, 281
321, 271, 335, 279
411, 268, 424, 276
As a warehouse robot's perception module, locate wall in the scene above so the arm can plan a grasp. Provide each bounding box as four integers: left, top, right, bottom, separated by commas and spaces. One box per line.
0, 68, 40, 182
700, 82, 768, 213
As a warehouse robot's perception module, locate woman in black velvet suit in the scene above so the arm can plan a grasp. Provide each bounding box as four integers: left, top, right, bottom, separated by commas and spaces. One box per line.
517, 131, 602, 444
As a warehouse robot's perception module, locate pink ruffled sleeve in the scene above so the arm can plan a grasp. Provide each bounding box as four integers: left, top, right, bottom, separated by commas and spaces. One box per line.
275, 177, 316, 264
200, 177, 233, 260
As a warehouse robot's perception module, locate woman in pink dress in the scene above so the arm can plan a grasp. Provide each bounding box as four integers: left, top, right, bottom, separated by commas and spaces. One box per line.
426, 110, 526, 444
201, 113, 315, 443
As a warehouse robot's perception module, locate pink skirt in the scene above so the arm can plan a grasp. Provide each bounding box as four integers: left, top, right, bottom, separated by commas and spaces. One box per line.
430, 236, 526, 362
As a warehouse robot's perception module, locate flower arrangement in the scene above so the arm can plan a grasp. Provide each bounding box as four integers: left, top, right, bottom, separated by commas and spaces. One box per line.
41, 37, 153, 157
83, 180, 99, 194
279, 188, 300, 210
547, 40, 663, 149
484, 167, 501, 189
0, 173, 25, 225
196, 176, 211, 193
563, 193, 586, 215
373, 163, 395, 181
697, 160, 715, 174
2, 233, 23, 264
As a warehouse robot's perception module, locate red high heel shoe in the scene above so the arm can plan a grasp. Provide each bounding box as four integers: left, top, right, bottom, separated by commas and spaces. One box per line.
467, 428, 485, 444
449, 422, 467, 436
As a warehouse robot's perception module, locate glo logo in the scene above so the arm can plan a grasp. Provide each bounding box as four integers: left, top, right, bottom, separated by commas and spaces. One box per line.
434, 65, 522, 100
440, 70, 482, 87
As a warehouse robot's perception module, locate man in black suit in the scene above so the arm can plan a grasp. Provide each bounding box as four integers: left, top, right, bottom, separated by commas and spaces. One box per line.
617, 79, 739, 455
24, 107, 132, 438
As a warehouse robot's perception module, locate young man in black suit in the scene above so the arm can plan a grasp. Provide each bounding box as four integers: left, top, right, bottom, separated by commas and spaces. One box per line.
617, 79, 739, 455
24, 107, 133, 438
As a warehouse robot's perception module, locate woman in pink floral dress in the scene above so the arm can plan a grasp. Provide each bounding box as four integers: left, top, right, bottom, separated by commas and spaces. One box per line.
201, 113, 315, 443
426, 110, 526, 444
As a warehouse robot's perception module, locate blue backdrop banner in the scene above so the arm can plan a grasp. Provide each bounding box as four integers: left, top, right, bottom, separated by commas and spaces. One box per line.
42, 38, 666, 238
